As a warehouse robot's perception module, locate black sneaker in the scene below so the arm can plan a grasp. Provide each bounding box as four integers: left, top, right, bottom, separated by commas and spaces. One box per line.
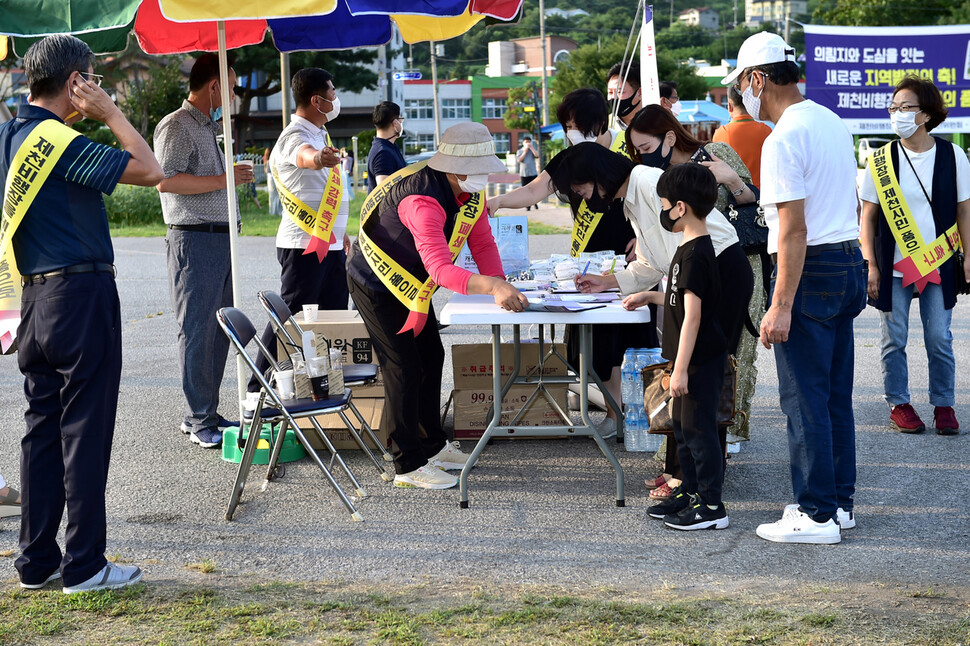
647, 487, 695, 519
664, 501, 729, 531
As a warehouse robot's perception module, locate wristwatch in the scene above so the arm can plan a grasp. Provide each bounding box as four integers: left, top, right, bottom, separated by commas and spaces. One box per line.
731, 184, 746, 196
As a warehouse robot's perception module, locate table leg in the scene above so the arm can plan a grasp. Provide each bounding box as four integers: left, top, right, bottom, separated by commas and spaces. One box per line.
581, 324, 625, 507
460, 324, 505, 508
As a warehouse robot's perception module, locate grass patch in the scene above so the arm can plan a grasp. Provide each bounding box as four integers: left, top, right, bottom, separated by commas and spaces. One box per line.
110, 188, 569, 237
0, 581, 967, 645
186, 560, 218, 574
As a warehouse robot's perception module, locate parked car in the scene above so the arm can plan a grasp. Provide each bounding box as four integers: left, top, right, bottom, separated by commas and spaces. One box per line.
857, 137, 892, 167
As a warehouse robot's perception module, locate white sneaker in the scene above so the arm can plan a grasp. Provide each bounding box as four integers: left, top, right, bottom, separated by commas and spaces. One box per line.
757, 505, 841, 544
62, 563, 143, 594
428, 441, 470, 471
393, 465, 458, 489
837, 507, 855, 529
595, 418, 617, 439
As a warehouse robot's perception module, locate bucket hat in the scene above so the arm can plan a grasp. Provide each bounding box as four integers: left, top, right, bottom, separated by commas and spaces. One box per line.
428, 122, 506, 175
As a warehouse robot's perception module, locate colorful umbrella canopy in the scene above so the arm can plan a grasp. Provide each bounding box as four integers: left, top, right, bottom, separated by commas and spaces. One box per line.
1, 0, 523, 55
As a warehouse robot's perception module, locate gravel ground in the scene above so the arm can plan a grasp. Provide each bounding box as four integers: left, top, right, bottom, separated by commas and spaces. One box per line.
1, 233, 968, 593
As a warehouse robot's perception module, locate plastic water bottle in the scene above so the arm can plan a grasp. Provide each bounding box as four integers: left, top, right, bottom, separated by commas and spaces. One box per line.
624, 406, 642, 452
642, 428, 662, 452
620, 350, 637, 405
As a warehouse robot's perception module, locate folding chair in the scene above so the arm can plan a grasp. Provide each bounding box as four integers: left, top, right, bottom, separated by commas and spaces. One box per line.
256, 290, 394, 473
218, 307, 378, 522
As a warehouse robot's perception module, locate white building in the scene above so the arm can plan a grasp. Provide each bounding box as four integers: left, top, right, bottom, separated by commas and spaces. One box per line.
745, 0, 807, 25
545, 8, 589, 19
678, 7, 720, 31
401, 79, 473, 153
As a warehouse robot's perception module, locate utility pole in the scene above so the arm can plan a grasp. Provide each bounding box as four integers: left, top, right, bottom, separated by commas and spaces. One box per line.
430, 41, 441, 146
532, 82, 543, 171
539, 0, 549, 126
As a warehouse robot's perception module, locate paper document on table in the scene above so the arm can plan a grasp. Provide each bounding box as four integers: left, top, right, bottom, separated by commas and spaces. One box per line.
525, 301, 607, 313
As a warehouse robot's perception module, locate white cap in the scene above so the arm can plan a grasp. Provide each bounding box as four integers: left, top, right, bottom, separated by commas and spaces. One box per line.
721, 32, 797, 86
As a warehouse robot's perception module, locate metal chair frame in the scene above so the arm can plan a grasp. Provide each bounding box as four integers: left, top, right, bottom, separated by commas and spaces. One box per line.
256, 290, 394, 471
218, 307, 379, 523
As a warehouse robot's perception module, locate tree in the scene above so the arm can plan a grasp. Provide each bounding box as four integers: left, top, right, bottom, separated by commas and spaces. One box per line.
230, 36, 379, 145
550, 35, 709, 116
118, 59, 186, 147
504, 82, 542, 135
813, 0, 952, 26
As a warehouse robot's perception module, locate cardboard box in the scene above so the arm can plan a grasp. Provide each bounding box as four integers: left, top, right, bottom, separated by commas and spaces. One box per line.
286, 311, 384, 398
451, 385, 570, 440
452, 342, 568, 389
296, 397, 389, 451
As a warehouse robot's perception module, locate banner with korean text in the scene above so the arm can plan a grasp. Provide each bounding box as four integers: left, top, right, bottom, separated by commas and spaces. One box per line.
803, 24, 970, 135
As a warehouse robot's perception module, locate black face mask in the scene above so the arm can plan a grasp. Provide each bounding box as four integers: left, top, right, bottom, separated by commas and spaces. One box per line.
640, 142, 673, 170
584, 190, 612, 214
615, 92, 639, 118
659, 206, 678, 232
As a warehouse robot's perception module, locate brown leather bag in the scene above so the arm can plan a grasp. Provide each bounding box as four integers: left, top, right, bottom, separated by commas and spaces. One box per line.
642, 356, 740, 434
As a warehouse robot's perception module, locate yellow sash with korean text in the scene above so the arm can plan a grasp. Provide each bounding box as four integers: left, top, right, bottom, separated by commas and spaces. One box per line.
273, 132, 342, 262
570, 133, 632, 256
869, 143, 960, 293
0, 119, 80, 354
357, 162, 486, 336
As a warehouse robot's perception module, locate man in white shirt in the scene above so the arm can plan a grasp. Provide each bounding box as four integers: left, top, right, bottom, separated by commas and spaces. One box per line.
247, 67, 350, 398
723, 33, 866, 545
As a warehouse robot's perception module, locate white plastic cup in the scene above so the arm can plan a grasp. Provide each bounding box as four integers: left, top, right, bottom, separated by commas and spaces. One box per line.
302, 303, 319, 322
274, 369, 295, 400
235, 159, 254, 170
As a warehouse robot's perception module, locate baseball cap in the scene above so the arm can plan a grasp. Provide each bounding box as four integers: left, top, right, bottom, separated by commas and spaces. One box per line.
721, 32, 797, 86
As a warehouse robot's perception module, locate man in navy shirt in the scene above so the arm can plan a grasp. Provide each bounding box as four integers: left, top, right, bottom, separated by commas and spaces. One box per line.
0, 35, 161, 593
366, 101, 407, 193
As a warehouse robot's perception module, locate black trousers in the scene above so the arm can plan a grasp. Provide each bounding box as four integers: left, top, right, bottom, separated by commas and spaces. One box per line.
15, 272, 122, 587
348, 276, 448, 474
249, 247, 349, 391
670, 352, 727, 506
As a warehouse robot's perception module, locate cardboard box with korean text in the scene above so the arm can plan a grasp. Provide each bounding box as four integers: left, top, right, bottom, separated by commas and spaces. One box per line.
286, 311, 384, 398
451, 385, 570, 440
452, 342, 568, 390
296, 397, 389, 451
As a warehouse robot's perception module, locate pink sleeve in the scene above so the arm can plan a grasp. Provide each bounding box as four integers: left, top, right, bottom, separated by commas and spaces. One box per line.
465, 199, 504, 278
399, 195, 476, 294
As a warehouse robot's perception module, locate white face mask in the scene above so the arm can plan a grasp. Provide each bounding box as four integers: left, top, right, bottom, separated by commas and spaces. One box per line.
457, 174, 489, 194
565, 129, 597, 146
891, 110, 922, 139
741, 79, 764, 122
316, 95, 340, 122
669, 101, 682, 117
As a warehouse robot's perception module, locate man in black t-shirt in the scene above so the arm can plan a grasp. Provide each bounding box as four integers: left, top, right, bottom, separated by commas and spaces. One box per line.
637, 164, 730, 531
367, 101, 406, 193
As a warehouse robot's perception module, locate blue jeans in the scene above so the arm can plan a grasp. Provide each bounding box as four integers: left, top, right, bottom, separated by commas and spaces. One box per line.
770, 247, 867, 522
880, 277, 954, 408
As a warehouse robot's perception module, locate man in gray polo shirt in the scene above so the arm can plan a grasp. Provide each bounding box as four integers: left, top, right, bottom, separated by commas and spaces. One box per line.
154, 54, 252, 449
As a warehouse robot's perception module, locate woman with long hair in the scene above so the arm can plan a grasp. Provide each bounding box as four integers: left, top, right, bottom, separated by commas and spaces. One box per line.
626, 105, 766, 453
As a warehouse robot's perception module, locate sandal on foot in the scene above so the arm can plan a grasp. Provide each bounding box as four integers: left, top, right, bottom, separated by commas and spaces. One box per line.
649, 481, 675, 500
643, 474, 670, 490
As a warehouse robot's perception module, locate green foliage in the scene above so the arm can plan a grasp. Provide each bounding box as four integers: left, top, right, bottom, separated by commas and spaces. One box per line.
551, 36, 709, 113
813, 0, 953, 26
504, 83, 542, 135
104, 184, 163, 227
119, 59, 187, 147
354, 129, 377, 162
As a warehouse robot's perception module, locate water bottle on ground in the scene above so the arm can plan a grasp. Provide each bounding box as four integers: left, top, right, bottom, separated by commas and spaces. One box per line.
624, 405, 643, 452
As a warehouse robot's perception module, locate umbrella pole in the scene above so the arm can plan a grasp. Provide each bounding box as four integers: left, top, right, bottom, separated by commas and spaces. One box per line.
216, 20, 248, 421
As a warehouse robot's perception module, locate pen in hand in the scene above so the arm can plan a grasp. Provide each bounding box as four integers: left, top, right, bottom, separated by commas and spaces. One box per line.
580, 260, 590, 278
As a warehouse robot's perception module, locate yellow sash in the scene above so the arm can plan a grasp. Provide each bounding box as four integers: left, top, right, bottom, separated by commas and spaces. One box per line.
357, 162, 487, 335
869, 143, 960, 292
1, 119, 80, 354
569, 133, 632, 257
273, 132, 343, 262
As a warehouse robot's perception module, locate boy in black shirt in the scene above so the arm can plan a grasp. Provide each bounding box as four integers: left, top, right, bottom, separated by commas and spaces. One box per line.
644, 163, 729, 530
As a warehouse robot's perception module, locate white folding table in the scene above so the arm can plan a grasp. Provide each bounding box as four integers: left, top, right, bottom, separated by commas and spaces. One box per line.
439, 293, 651, 508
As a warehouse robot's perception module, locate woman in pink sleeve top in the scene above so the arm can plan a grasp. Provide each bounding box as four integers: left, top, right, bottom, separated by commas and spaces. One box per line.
347, 123, 528, 490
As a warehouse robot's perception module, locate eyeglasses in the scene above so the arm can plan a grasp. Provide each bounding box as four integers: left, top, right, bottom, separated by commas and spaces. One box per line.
887, 103, 920, 114
79, 71, 103, 87
733, 71, 752, 93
